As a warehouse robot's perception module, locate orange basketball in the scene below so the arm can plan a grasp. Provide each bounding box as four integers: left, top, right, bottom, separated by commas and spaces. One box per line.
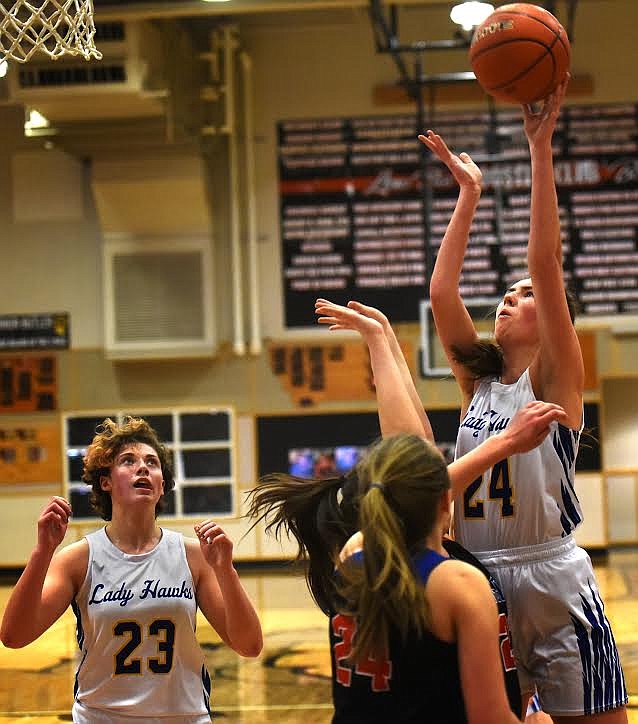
469, 3, 571, 104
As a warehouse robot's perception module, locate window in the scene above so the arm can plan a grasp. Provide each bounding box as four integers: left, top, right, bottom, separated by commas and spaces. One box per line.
64, 408, 234, 519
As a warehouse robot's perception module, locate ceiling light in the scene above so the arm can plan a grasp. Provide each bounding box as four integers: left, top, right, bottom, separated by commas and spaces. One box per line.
0, 60, 8, 78
450, 2, 494, 32
25, 109, 50, 131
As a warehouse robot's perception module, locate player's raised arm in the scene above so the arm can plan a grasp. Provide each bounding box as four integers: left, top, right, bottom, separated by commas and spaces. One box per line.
315, 299, 426, 440
0, 496, 83, 648
523, 77, 584, 428
319, 298, 433, 441
186, 524, 262, 658
447, 401, 567, 499
419, 131, 483, 408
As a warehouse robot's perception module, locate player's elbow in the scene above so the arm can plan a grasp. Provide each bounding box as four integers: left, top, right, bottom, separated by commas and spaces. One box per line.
429, 278, 447, 303
0, 628, 30, 648
237, 633, 263, 658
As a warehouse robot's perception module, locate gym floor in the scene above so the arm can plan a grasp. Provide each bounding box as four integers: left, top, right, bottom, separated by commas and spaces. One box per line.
0, 549, 637, 723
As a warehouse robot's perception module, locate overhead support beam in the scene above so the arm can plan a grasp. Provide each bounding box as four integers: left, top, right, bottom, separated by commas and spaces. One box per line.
368, 0, 415, 98
373, 74, 595, 106
368, 0, 475, 103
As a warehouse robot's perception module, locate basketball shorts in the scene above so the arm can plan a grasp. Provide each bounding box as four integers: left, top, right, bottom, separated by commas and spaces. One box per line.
72, 700, 212, 723
474, 535, 628, 716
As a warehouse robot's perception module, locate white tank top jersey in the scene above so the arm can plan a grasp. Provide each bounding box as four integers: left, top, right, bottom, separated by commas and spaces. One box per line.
71, 527, 212, 721
454, 369, 584, 552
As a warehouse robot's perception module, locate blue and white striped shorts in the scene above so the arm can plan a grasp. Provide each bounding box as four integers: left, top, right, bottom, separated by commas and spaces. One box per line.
475, 535, 627, 717
526, 691, 542, 715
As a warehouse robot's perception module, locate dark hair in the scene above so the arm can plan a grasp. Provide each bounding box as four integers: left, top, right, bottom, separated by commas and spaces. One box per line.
82, 417, 175, 520
245, 471, 359, 614
453, 285, 579, 380
338, 434, 450, 662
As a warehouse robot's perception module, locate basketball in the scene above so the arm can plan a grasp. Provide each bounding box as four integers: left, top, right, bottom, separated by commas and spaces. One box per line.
469, 3, 571, 105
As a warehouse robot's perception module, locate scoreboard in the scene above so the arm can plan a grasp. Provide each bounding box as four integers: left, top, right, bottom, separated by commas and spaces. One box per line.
278, 104, 638, 328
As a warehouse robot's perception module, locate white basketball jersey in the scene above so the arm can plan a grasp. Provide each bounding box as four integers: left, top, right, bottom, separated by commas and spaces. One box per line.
454, 369, 584, 552
72, 527, 211, 721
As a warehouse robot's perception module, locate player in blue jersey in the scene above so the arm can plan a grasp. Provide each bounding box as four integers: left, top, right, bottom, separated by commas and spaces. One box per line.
249, 299, 567, 721
329, 431, 522, 724
0, 417, 262, 723
420, 77, 627, 721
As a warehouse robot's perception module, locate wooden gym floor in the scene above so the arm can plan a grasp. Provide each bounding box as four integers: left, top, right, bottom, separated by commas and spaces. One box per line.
0, 549, 637, 723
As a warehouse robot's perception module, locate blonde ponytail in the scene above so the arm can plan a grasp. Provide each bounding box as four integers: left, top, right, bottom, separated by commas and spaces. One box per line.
337, 434, 449, 663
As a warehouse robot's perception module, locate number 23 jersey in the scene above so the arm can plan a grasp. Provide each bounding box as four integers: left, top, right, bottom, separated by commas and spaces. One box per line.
72, 527, 212, 719
454, 369, 584, 552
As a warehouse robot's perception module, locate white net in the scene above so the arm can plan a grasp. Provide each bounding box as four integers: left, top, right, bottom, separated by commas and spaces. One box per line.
0, 0, 102, 63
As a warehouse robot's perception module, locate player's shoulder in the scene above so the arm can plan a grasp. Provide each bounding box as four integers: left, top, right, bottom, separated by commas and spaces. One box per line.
183, 534, 200, 554
55, 537, 89, 563
426, 558, 496, 639
183, 534, 207, 580
428, 558, 493, 608
51, 538, 90, 590
431, 557, 486, 585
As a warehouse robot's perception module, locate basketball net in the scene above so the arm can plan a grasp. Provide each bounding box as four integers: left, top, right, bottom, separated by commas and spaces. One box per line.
0, 0, 102, 63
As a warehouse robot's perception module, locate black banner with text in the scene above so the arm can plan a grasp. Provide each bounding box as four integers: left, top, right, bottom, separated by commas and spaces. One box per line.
278, 105, 638, 327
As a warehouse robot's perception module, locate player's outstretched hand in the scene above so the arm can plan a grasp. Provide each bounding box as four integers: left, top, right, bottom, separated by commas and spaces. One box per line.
418, 130, 482, 192
500, 400, 568, 455
37, 496, 71, 552
315, 298, 384, 339
523, 73, 569, 148
345, 300, 390, 328
195, 520, 234, 571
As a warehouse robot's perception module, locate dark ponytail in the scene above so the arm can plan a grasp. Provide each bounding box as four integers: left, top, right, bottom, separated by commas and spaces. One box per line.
451, 341, 504, 380
245, 472, 356, 614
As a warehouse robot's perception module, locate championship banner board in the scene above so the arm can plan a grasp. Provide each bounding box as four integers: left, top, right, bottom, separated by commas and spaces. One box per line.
278, 104, 638, 327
